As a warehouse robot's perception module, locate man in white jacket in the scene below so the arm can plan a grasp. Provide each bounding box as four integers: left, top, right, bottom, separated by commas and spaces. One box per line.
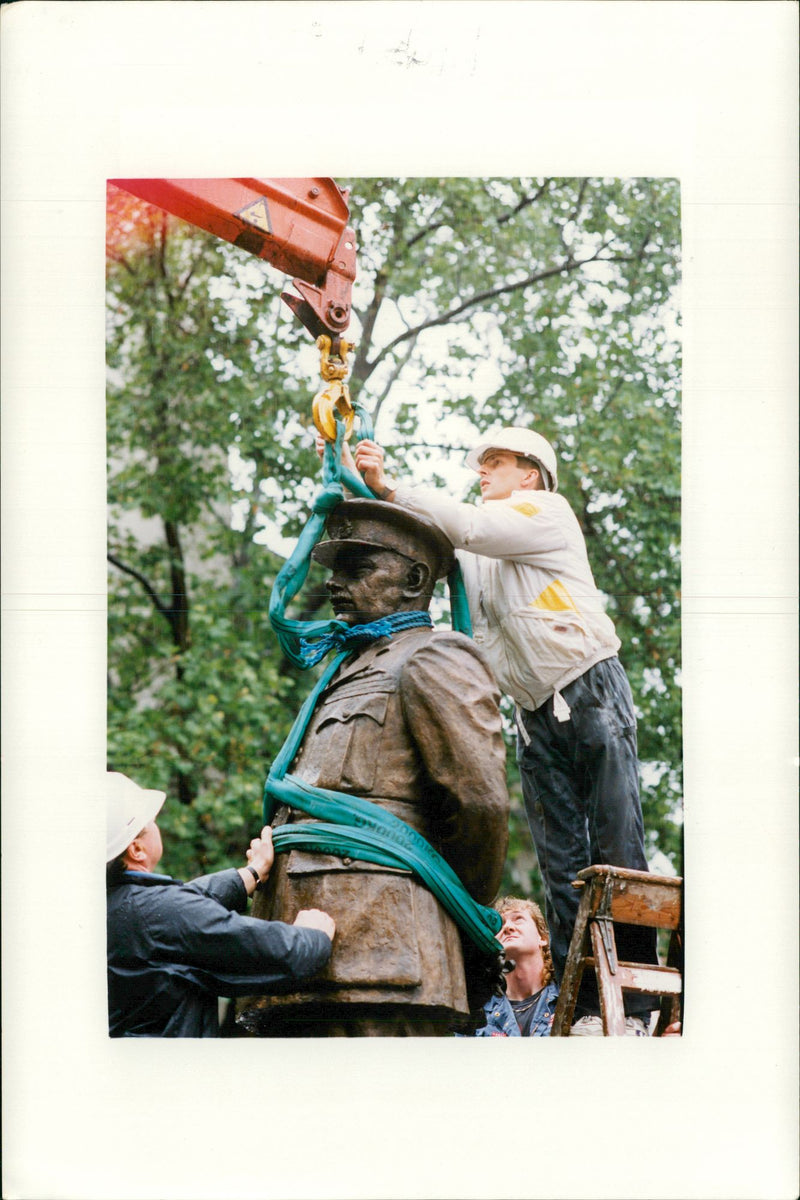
348, 427, 658, 1034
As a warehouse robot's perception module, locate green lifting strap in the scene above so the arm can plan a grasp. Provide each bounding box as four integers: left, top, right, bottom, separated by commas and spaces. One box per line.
268, 415, 471, 666
264, 413, 499, 956
447, 561, 472, 638
263, 646, 502, 956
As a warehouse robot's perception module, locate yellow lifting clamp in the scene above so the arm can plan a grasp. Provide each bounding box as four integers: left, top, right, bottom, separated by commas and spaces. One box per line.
312, 335, 356, 441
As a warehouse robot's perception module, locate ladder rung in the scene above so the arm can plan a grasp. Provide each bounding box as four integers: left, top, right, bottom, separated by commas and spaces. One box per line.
584, 958, 682, 996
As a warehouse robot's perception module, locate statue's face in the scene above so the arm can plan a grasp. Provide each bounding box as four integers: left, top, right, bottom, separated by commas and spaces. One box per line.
326, 544, 417, 625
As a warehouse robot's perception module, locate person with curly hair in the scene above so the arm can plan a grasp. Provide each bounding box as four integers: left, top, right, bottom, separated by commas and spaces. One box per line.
472, 896, 559, 1037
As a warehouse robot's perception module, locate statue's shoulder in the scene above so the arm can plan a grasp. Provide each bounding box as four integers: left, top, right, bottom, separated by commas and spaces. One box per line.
403, 627, 492, 670
427, 628, 479, 652
391, 625, 475, 652
396, 629, 499, 706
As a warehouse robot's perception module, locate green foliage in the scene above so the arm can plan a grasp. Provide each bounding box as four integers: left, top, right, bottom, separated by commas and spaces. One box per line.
107, 176, 682, 890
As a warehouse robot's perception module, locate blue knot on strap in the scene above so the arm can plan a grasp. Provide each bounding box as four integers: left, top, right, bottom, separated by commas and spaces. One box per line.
299, 610, 433, 667
312, 483, 345, 516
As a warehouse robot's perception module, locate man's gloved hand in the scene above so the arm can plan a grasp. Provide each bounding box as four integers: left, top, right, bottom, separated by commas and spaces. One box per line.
461, 936, 509, 1012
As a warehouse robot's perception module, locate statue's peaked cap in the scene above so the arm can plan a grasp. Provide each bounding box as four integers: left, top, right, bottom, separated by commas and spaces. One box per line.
312, 499, 455, 581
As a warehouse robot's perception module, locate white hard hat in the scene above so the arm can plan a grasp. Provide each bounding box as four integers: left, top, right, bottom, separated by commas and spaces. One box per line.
106, 772, 166, 862
466, 427, 558, 492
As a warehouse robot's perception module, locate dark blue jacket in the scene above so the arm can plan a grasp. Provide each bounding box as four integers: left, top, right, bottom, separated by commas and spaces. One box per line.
107, 869, 332, 1037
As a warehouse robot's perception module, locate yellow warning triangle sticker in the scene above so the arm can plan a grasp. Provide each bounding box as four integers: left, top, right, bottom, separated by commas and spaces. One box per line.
530, 579, 577, 613
236, 198, 272, 234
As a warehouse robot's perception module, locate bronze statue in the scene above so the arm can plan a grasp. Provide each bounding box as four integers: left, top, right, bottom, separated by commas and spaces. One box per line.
238, 500, 509, 1036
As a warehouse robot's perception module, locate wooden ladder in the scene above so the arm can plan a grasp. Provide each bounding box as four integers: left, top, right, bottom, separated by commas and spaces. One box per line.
550, 865, 683, 1036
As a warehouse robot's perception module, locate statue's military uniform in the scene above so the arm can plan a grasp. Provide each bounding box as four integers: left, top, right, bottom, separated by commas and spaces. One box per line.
241, 624, 509, 1036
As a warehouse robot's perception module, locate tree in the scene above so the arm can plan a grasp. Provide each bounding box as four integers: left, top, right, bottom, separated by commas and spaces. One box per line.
107, 176, 682, 894
106, 184, 319, 876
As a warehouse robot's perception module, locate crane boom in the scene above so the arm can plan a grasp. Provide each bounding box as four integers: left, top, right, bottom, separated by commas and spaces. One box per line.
111, 177, 357, 343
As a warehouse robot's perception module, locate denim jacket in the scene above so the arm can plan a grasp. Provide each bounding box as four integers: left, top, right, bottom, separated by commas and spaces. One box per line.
474, 981, 560, 1037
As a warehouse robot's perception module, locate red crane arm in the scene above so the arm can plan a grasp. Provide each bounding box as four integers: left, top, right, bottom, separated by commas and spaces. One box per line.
110, 177, 357, 341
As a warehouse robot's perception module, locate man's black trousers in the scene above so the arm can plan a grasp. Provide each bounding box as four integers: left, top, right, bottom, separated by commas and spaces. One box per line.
517, 655, 659, 1021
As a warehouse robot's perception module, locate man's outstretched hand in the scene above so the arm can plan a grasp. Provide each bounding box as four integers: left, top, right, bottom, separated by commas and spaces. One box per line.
314, 434, 392, 498
352, 439, 390, 495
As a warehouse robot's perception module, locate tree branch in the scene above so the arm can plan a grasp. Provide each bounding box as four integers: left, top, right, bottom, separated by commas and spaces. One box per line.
568, 178, 589, 227
556, 178, 589, 254
593, 226, 656, 419
350, 199, 417, 389
177, 237, 213, 297
406, 218, 448, 248
369, 332, 420, 428
107, 252, 137, 276
496, 179, 552, 226
362, 249, 614, 382
164, 519, 190, 652
108, 552, 171, 621
350, 267, 389, 391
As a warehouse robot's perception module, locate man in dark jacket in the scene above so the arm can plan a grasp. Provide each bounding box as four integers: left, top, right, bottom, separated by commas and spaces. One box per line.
238, 500, 510, 1037
106, 771, 335, 1037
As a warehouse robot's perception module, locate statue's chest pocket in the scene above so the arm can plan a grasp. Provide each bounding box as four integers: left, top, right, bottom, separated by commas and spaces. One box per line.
302, 689, 392, 794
